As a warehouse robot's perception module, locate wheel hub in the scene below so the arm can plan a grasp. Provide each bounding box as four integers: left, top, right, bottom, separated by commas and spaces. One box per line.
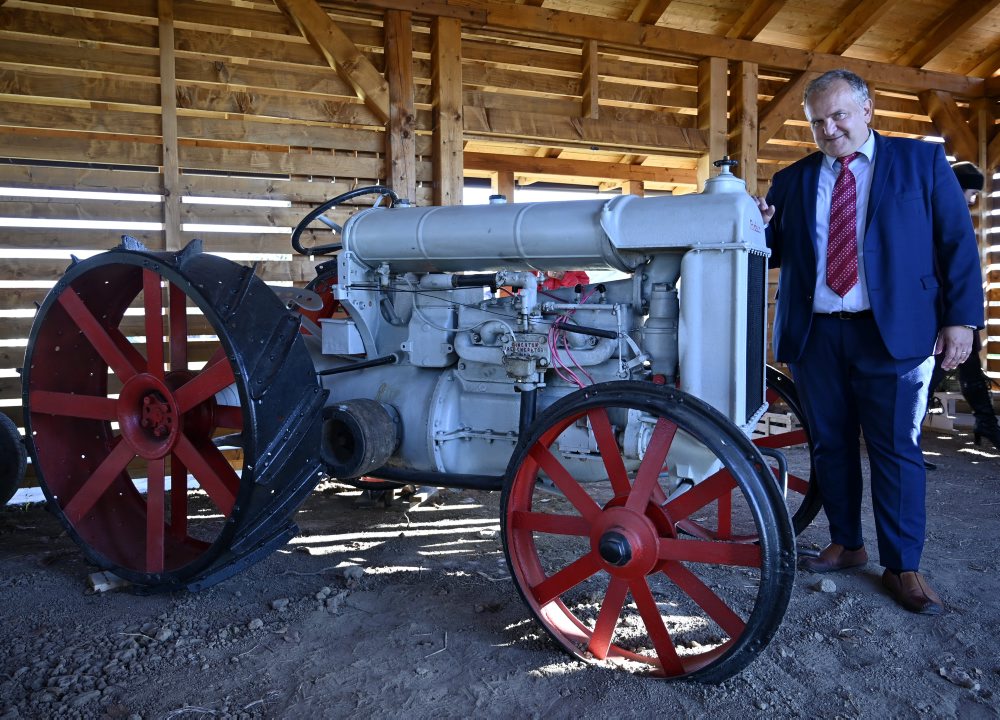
141, 393, 174, 438
118, 374, 181, 459
591, 506, 660, 578
598, 531, 632, 566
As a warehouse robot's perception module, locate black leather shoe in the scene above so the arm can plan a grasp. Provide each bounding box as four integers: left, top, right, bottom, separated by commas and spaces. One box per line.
923, 459, 937, 470
801, 543, 868, 573
881, 570, 943, 615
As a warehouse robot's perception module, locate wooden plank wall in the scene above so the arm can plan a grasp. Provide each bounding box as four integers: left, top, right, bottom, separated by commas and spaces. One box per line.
0, 0, 995, 458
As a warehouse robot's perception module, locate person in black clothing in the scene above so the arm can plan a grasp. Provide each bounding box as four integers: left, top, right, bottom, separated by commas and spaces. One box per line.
927, 162, 1000, 453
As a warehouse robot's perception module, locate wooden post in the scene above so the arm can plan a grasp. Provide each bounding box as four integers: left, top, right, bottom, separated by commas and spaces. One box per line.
623, 180, 644, 196
697, 57, 727, 191
385, 10, 416, 203
432, 17, 464, 206
159, 0, 180, 251
581, 39, 599, 120
729, 61, 758, 195
491, 171, 515, 202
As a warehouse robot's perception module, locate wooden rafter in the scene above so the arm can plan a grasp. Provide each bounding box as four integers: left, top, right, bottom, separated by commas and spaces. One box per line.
813, 0, 897, 55
758, 71, 814, 144
897, 0, 1000, 68
918, 90, 978, 162
346, 0, 983, 96
275, 0, 390, 123
628, 0, 674, 25
964, 40, 1000, 78
725, 0, 788, 41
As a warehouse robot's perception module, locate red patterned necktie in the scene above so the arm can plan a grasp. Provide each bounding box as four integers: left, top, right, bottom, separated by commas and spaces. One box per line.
826, 152, 860, 296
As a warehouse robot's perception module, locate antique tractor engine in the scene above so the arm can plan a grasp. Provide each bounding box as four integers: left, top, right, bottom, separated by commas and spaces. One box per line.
22, 163, 805, 682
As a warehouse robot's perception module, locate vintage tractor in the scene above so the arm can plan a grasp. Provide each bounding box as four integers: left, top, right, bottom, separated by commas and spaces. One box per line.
22, 161, 818, 682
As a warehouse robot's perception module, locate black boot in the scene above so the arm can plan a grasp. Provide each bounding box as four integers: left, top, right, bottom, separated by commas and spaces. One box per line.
960, 377, 1000, 451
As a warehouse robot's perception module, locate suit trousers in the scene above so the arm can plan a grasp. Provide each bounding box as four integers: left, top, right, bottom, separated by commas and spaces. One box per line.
788, 314, 934, 572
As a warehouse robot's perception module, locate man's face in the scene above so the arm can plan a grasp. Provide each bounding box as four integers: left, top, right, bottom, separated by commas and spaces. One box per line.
804, 80, 873, 158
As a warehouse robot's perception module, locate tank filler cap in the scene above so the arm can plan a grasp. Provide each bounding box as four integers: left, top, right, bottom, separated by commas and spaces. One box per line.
703, 155, 746, 195
488, 194, 508, 204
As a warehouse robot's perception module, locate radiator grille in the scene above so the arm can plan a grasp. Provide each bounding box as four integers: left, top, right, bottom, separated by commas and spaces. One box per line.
745, 253, 766, 423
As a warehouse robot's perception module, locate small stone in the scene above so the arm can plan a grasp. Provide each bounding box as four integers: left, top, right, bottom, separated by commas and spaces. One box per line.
154, 628, 173, 642
813, 578, 837, 593
247, 618, 264, 631
939, 666, 980, 690
342, 566, 364, 582
271, 598, 290, 612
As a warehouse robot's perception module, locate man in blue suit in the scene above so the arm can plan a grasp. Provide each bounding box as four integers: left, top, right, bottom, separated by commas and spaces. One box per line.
754, 69, 984, 615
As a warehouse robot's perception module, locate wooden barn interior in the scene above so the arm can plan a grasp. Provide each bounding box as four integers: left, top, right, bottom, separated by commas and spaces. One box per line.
1, 0, 999, 494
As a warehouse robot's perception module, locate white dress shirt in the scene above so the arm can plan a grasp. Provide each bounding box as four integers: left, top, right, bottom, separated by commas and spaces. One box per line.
812, 129, 876, 313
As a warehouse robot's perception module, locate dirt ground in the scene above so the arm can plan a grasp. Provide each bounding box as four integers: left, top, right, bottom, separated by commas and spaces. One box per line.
0, 427, 997, 720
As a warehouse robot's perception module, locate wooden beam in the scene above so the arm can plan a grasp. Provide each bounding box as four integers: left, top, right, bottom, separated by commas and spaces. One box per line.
464, 152, 698, 185
275, 0, 390, 123
432, 16, 463, 206
696, 57, 727, 190
347, 0, 984, 97
897, 0, 1000, 68
581, 39, 599, 120
918, 90, 978, 162
463, 107, 707, 154
628, 0, 674, 25
758, 71, 814, 144
159, 0, 179, 252
725, 0, 788, 41
729, 62, 758, 195
814, 0, 897, 55
987, 125, 1000, 172
385, 9, 416, 203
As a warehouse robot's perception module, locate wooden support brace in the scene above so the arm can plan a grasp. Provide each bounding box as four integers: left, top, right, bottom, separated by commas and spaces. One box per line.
159, 0, 180, 252
385, 10, 416, 203
729, 61, 759, 195
491, 171, 515, 201
581, 39, 599, 120
758, 71, 813, 145
275, 0, 390, 124
918, 90, 978, 163
696, 57, 727, 190
433, 16, 464, 206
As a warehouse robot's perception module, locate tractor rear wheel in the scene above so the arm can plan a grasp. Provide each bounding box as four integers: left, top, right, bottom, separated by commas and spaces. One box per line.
23, 241, 326, 591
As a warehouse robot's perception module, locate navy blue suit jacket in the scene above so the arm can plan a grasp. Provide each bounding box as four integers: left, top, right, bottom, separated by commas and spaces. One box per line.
765, 132, 984, 362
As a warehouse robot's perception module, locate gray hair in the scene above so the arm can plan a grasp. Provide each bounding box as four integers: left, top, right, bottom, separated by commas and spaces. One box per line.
804, 70, 870, 108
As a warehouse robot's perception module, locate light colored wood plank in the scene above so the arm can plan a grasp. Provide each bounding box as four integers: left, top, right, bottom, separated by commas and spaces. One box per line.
0, 67, 160, 108
696, 56, 726, 190
0, 101, 163, 136
432, 16, 463, 206
0, 7, 159, 49
179, 144, 389, 179
385, 9, 417, 203
0, 129, 162, 166
274, 0, 390, 123
0, 228, 164, 251
813, 0, 897, 55
0, 36, 159, 76
0, 199, 161, 221
897, 0, 1000, 68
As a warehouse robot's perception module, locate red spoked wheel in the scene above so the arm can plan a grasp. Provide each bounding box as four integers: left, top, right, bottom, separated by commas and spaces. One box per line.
23, 241, 326, 591
501, 381, 795, 682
